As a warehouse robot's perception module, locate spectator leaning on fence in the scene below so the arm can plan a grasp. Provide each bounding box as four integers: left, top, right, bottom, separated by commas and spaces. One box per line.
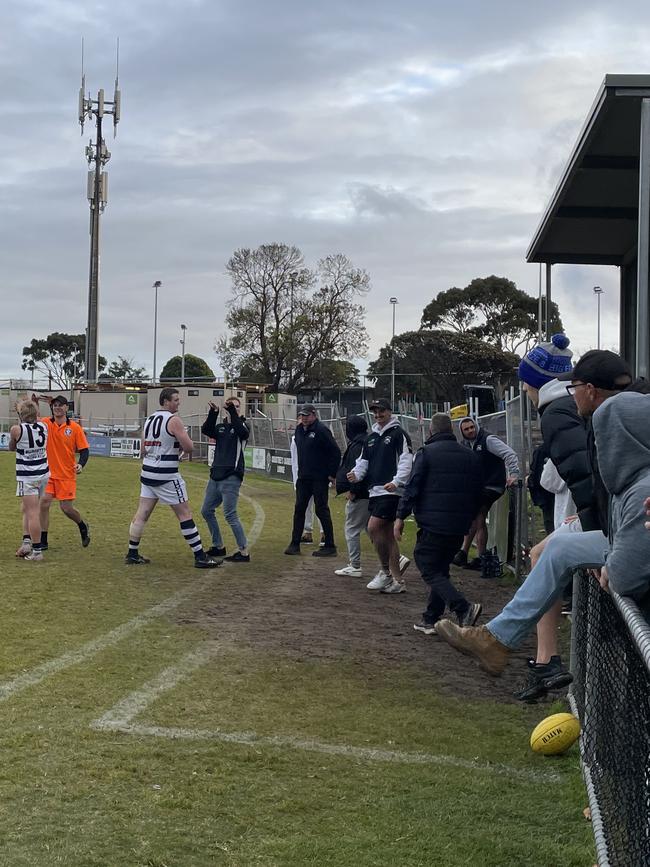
394, 413, 484, 635
435, 350, 635, 691
200, 397, 251, 562
333, 414, 370, 578
452, 416, 519, 570
347, 398, 413, 594
592, 392, 650, 611
284, 404, 341, 558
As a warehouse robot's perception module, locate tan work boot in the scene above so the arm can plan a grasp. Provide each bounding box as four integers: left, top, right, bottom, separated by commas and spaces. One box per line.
435, 621, 510, 676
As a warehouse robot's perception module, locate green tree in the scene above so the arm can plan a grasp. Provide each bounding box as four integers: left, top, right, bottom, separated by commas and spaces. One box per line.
367, 330, 517, 406
421, 276, 563, 356
302, 359, 360, 389
22, 333, 106, 388
104, 356, 146, 380
216, 243, 369, 392
160, 354, 215, 381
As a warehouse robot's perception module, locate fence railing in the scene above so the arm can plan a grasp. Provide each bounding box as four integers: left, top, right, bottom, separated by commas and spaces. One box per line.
569, 573, 650, 867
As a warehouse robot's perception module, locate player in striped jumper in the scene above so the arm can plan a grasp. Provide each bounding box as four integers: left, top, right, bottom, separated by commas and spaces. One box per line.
125, 387, 219, 569
9, 400, 50, 561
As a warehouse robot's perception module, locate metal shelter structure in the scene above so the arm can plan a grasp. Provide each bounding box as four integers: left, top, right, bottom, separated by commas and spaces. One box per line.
527, 74, 650, 378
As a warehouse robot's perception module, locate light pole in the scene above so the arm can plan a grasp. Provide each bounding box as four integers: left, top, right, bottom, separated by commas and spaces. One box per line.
180, 323, 187, 384
389, 297, 398, 409
71, 342, 79, 402
152, 281, 161, 384
593, 286, 603, 349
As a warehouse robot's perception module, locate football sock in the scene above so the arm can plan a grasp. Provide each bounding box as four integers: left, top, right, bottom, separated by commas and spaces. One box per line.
40, 532, 48, 546
78, 521, 89, 537
180, 519, 203, 555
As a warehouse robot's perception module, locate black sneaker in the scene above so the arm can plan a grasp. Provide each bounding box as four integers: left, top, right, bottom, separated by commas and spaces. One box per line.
466, 556, 483, 571
312, 545, 337, 557
452, 550, 467, 567
284, 543, 301, 555
125, 554, 150, 565
194, 553, 221, 569
40, 543, 49, 552
80, 522, 91, 547
207, 546, 226, 557
513, 656, 574, 702
224, 551, 250, 562
457, 602, 482, 628
413, 621, 437, 636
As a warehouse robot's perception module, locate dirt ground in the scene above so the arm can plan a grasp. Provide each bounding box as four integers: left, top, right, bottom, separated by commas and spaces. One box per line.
181, 548, 554, 705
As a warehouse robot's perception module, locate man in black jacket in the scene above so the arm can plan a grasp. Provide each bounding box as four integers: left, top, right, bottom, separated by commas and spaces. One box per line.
395, 414, 484, 633
285, 405, 341, 557
334, 415, 369, 577
200, 397, 251, 562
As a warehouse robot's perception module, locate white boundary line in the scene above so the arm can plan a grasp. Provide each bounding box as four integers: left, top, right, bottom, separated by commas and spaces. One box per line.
0, 489, 265, 703
90, 643, 561, 784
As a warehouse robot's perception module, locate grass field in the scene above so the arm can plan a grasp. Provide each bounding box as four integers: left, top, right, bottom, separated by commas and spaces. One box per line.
0, 453, 593, 866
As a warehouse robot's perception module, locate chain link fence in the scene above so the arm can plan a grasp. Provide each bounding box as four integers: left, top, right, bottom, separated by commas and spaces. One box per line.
569, 575, 650, 867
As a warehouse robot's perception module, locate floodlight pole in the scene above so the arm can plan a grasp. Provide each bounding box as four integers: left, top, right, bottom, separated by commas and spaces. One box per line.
152, 281, 161, 384
180, 324, 187, 384
593, 286, 603, 349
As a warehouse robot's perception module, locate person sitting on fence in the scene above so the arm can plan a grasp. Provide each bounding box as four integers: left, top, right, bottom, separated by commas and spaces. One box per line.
284, 405, 341, 557
592, 391, 650, 612
394, 413, 484, 635
435, 351, 637, 691
333, 414, 370, 578
452, 417, 519, 570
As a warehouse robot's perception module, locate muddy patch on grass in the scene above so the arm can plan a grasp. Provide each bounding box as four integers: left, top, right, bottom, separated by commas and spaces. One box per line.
177, 548, 555, 704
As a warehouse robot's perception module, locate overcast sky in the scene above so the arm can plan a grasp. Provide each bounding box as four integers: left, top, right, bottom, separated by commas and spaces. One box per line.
1, 0, 648, 382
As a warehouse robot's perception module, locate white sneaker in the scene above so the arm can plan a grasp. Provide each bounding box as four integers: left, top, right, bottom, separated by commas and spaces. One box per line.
24, 550, 43, 561
334, 564, 362, 577
380, 579, 405, 594
398, 555, 411, 576
16, 541, 32, 558
366, 570, 392, 590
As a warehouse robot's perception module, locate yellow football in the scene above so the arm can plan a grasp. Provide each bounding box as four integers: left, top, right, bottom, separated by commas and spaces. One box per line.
530, 712, 580, 756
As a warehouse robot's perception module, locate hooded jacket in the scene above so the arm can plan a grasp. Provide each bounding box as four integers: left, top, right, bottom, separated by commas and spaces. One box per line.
352, 416, 413, 498
201, 404, 250, 481
293, 418, 342, 479
537, 378, 593, 522
335, 415, 370, 498
396, 431, 483, 534
459, 417, 519, 492
592, 391, 650, 603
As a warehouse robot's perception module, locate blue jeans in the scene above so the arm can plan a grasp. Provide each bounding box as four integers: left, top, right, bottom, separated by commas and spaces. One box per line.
487, 530, 609, 649
201, 477, 247, 550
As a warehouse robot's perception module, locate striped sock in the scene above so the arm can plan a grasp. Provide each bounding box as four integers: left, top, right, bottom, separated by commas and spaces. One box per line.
128, 540, 139, 554
180, 519, 203, 555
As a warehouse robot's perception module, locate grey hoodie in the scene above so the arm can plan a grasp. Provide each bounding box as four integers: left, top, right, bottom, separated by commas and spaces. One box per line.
459, 416, 520, 480
592, 391, 650, 601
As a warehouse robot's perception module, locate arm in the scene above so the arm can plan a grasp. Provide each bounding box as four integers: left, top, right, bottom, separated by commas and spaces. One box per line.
290, 437, 298, 486
396, 449, 425, 520
605, 490, 650, 599
389, 431, 413, 490
168, 415, 193, 456
541, 401, 592, 511
8, 423, 21, 451
485, 435, 520, 482
348, 443, 368, 482
322, 426, 341, 479
540, 459, 565, 495
201, 405, 219, 438
228, 406, 250, 442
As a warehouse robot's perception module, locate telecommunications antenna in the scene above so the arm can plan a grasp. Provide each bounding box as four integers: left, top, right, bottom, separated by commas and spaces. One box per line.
78, 37, 86, 135
112, 37, 121, 137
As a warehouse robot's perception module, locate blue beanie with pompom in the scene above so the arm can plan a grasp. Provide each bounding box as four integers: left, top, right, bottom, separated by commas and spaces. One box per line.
518, 334, 573, 389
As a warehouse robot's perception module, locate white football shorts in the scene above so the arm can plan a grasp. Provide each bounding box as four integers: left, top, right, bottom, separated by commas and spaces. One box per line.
16, 475, 49, 497
140, 478, 188, 505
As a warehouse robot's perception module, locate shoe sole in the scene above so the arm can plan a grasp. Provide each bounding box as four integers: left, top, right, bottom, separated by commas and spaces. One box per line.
399, 558, 411, 576
380, 583, 405, 594
312, 552, 337, 557
125, 559, 150, 565
194, 561, 221, 569
334, 570, 362, 577
413, 624, 437, 635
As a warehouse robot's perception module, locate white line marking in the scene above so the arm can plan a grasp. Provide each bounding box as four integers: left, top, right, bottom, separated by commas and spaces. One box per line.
90, 643, 561, 784
183, 473, 265, 547
0, 489, 264, 703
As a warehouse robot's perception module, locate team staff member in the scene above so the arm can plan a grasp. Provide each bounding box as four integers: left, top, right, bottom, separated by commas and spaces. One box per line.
348, 398, 413, 594
33, 394, 90, 549
200, 396, 251, 562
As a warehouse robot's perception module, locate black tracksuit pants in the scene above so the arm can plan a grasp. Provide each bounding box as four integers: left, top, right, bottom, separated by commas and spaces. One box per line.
414, 529, 468, 624
291, 476, 335, 546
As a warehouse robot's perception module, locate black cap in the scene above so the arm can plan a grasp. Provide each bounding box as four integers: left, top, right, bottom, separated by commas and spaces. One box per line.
297, 404, 317, 416
51, 395, 69, 405
369, 397, 392, 411
557, 350, 632, 390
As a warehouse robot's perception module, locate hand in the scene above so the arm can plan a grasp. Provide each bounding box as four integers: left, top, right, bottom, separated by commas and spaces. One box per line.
74, 463, 83, 474
563, 515, 579, 524
384, 482, 397, 493
346, 471, 357, 482
208, 402, 219, 413
346, 491, 355, 501
598, 565, 609, 594
328, 476, 336, 484
393, 518, 404, 542
506, 476, 518, 488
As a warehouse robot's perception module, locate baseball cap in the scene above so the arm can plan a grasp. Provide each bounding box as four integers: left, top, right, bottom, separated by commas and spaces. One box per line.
297, 404, 317, 416
51, 395, 69, 405
557, 350, 632, 390
369, 398, 392, 411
